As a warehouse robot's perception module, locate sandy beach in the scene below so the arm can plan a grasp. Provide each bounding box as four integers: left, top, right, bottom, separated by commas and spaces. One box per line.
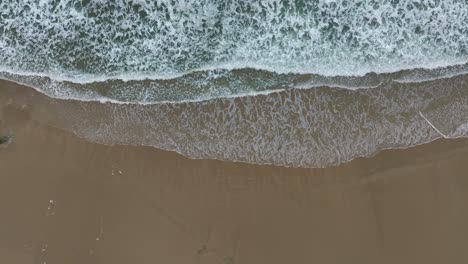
0, 81, 468, 264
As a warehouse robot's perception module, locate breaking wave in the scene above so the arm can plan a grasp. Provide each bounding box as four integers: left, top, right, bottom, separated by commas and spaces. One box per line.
1, 0, 468, 167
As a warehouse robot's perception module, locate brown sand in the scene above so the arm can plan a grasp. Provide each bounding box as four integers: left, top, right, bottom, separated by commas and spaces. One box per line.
1, 82, 468, 264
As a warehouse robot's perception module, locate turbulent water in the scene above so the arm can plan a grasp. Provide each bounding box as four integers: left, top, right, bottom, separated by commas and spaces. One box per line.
1, 0, 468, 167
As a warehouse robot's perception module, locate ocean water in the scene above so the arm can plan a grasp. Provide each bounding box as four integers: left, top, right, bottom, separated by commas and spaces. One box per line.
1, 0, 468, 167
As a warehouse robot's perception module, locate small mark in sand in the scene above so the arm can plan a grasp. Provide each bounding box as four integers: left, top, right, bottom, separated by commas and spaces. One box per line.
40, 244, 48, 252
96, 216, 104, 241
46, 200, 56, 216
224, 256, 235, 264
111, 168, 123, 176
197, 245, 208, 255
36, 243, 48, 264
0, 134, 13, 147
111, 167, 126, 184
23, 242, 34, 251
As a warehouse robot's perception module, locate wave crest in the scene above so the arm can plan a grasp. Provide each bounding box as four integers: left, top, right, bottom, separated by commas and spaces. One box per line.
1, 0, 468, 79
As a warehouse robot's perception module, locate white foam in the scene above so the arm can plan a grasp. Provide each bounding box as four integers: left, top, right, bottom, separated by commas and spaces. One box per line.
2, 62, 468, 105
419, 111, 449, 139
34, 75, 468, 168
1, 0, 468, 85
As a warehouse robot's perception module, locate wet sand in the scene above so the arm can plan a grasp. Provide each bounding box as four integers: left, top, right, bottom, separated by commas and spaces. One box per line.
1, 82, 468, 264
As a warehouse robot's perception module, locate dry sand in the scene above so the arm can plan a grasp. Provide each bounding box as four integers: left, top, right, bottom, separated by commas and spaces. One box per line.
1, 81, 468, 264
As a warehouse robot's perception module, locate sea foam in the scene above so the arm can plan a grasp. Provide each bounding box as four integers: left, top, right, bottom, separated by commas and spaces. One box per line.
1, 0, 468, 84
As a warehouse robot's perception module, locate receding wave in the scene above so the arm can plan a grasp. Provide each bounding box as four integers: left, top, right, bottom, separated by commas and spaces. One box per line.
1, 72, 468, 168
1, 63, 468, 104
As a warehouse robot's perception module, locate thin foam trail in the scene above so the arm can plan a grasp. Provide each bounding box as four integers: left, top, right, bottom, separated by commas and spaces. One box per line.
419, 112, 449, 139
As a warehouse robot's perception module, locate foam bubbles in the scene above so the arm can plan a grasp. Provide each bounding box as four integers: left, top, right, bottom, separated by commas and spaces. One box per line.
21, 73, 467, 168
1, 0, 468, 83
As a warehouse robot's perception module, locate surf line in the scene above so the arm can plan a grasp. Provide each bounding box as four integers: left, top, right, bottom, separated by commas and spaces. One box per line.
419, 111, 449, 139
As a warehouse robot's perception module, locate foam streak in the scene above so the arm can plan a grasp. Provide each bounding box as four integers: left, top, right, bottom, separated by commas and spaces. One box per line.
419, 111, 449, 139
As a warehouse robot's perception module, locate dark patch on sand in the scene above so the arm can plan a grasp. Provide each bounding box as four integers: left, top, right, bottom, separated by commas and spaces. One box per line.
0, 134, 13, 146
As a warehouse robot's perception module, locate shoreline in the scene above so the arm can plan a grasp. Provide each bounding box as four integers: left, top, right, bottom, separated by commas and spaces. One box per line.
2, 78, 468, 168
2, 61, 468, 105
2, 79, 468, 263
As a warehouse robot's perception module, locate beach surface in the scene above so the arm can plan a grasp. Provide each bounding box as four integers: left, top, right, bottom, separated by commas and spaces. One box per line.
1, 81, 468, 264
